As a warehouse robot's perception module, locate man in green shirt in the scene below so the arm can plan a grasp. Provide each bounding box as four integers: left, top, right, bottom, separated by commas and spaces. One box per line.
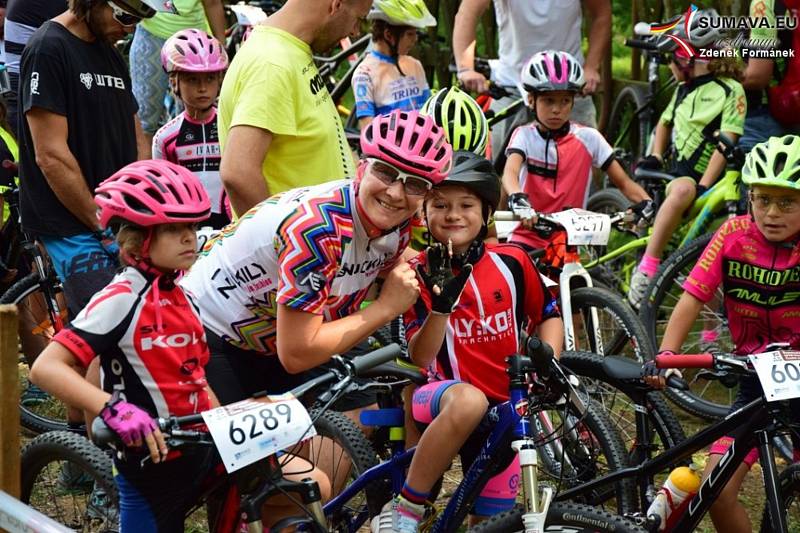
219, 0, 370, 216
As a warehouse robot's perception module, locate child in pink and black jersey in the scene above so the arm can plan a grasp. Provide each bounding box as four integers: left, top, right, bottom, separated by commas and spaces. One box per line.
153, 29, 229, 228
501, 50, 651, 252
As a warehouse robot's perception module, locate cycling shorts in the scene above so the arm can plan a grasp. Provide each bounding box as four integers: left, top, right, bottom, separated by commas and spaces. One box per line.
40, 232, 119, 317
709, 375, 800, 468
412, 380, 520, 516
204, 328, 378, 411
115, 446, 220, 532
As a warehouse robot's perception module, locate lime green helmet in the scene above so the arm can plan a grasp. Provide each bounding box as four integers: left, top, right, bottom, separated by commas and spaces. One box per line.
742, 135, 800, 191
421, 86, 488, 156
367, 0, 436, 28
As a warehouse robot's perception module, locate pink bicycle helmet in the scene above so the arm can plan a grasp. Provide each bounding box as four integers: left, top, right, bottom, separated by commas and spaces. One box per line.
360, 110, 452, 184
95, 160, 211, 230
161, 29, 228, 74
520, 50, 585, 93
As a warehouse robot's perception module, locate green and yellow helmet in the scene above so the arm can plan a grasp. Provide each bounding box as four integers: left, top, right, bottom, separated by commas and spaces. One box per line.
743, 135, 800, 191
421, 86, 488, 156
367, 0, 436, 29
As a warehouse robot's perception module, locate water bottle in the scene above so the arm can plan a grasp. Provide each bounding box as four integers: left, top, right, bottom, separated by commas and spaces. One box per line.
646, 466, 701, 531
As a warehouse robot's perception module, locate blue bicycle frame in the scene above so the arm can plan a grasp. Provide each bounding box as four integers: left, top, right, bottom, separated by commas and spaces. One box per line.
323, 368, 531, 533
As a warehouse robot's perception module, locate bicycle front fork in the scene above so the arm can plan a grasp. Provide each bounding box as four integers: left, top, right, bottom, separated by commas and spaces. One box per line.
512, 438, 553, 532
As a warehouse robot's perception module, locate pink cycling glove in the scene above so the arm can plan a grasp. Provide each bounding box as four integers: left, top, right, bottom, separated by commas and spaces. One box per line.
100, 393, 157, 447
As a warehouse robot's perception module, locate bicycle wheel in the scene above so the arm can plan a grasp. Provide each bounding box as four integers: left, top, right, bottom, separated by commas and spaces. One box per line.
605, 85, 649, 171
2, 272, 70, 434
304, 408, 389, 529
533, 399, 636, 515
761, 463, 800, 533
570, 286, 655, 361
638, 234, 735, 420
469, 501, 646, 532
559, 351, 686, 460
20, 431, 118, 532
584, 192, 642, 295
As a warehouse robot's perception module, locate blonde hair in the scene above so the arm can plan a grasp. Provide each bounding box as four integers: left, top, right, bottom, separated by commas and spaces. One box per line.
708, 55, 745, 81
116, 225, 147, 264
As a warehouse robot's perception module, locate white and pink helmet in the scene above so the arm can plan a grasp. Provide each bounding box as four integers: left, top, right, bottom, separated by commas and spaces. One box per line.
360, 110, 453, 184
161, 28, 228, 74
520, 50, 585, 93
95, 160, 211, 230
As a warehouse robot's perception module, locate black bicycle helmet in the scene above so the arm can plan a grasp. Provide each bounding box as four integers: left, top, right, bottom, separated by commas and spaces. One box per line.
437, 151, 501, 215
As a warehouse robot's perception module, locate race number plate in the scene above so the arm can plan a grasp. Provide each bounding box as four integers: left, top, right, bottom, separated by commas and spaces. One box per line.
201, 397, 316, 473
550, 209, 611, 246
749, 350, 800, 402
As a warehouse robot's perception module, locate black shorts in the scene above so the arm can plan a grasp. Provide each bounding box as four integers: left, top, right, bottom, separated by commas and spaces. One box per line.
204, 328, 378, 411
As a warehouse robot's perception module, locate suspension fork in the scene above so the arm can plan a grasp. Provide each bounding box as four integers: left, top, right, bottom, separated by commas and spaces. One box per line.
559, 262, 602, 354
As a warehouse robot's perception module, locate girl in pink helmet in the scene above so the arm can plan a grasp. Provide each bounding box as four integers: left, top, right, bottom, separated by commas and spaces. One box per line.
153, 28, 230, 228
29, 160, 330, 531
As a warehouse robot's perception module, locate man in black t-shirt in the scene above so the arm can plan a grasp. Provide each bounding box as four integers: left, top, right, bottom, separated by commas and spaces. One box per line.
18, 0, 160, 317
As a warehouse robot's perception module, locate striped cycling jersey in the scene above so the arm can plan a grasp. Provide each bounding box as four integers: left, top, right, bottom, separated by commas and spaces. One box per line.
684, 215, 800, 355
181, 180, 411, 354
506, 121, 615, 249
152, 109, 225, 216
403, 243, 560, 402
352, 50, 430, 119
54, 267, 211, 419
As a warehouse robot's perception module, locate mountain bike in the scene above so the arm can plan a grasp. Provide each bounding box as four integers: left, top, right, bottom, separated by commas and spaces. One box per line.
322, 336, 642, 532
554, 350, 800, 532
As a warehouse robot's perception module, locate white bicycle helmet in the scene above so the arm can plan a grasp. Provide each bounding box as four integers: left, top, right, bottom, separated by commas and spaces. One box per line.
520, 50, 585, 93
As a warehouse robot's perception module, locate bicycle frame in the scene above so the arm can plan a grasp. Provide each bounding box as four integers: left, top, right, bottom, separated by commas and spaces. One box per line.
324, 355, 556, 532
584, 168, 741, 272
556, 396, 791, 532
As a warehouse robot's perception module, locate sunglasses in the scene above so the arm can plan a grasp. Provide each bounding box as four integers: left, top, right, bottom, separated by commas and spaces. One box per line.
367, 158, 432, 196
750, 192, 800, 214
108, 0, 143, 27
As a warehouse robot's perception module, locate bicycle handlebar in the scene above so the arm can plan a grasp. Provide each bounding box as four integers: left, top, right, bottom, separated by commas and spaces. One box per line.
494, 210, 629, 225
624, 38, 658, 51
656, 353, 715, 369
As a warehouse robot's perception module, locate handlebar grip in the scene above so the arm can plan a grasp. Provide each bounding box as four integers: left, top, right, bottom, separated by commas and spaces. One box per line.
656, 353, 714, 369
493, 210, 516, 221
351, 343, 402, 376
91, 417, 116, 447
526, 336, 554, 378
625, 38, 658, 51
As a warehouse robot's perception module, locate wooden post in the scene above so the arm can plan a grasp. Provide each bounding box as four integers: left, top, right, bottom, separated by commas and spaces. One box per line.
0, 304, 19, 499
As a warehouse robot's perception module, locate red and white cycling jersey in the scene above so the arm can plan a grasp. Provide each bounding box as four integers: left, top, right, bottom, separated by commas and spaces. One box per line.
181, 180, 410, 354
53, 267, 211, 418
506, 121, 615, 249
152, 109, 224, 216
684, 215, 800, 355
403, 243, 560, 402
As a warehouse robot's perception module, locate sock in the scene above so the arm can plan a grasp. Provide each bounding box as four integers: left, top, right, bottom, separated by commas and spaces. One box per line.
701, 329, 719, 343
400, 484, 430, 506
638, 254, 661, 277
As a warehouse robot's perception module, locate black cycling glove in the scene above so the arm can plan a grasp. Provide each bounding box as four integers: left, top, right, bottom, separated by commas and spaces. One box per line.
416, 243, 473, 314
630, 199, 656, 224
637, 155, 663, 171
508, 192, 535, 219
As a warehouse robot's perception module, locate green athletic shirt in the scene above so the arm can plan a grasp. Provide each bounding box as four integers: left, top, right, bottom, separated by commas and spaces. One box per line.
139, 0, 210, 40
217, 25, 355, 199
659, 74, 746, 179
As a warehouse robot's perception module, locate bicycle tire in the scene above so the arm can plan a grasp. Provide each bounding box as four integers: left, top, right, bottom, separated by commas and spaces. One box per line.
584, 191, 641, 294
559, 351, 686, 458
761, 462, 800, 532
20, 431, 118, 532
306, 408, 389, 526
533, 398, 637, 515
638, 233, 735, 420
2, 272, 70, 434
606, 85, 649, 170
468, 501, 647, 532
570, 286, 655, 361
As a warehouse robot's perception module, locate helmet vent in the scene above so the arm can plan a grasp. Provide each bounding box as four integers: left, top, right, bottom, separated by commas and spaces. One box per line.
774, 152, 788, 176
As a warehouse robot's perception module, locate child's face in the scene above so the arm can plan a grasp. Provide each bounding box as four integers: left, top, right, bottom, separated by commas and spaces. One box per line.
532, 91, 574, 130
395, 27, 418, 56
750, 185, 800, 242
425, 185, 484, 253
149, 223, 199, 272
177, 72, 222, 114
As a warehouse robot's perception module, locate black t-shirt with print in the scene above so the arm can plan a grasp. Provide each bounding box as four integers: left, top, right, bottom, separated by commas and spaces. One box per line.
18, 21, 138, 237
